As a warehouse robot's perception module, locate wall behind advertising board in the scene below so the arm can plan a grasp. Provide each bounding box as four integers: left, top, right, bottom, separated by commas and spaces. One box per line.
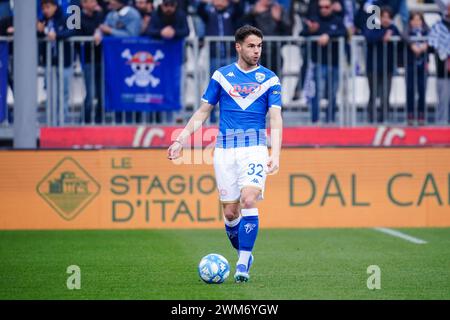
0, 148, 449, 230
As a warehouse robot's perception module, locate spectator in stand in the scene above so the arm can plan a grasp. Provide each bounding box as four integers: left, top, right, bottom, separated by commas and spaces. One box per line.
436, 0, 450, 13
144, 0, 190, 40
198, 0, 244, 74
307, 0, 345, 19
293, 0, 349, 101
0, 12, 13, 123
38, 0, 77, 125
364, 6, 401, 124
134, 0, 154, 34
289, 0, 311, 19
290, 0, 310, 102
171, 0, 191, 13
355, 0, 408, 33
428, 1, 450, 124
53, 0, 109, 13
78, 0, 104, 124
197, 0, 244, 123
342, 0, 356, 33
95, 0, 110, 13
144, 0, 189, 123
241, 0, 291, 74
277, 0, 292, 15
96, 0, 142, 43
404, 12, 429, 126
0, 0, 11, 20
304, 0, 346, 123
95, 0, 141, 124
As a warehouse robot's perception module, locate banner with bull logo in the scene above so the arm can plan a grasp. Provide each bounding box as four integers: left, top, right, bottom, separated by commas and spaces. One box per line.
103, 37, 183, 112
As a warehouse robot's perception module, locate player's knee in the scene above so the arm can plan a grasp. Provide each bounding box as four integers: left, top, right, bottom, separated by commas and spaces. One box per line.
240, 195, 258, 209
224, 210, 238, 221
223, 205, 239, 221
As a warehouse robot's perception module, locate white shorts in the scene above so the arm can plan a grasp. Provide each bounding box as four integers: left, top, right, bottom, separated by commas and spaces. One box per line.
213, 145, 269, 203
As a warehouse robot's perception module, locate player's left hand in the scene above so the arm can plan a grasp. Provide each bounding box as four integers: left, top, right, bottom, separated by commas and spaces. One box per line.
266, 156, 280, 175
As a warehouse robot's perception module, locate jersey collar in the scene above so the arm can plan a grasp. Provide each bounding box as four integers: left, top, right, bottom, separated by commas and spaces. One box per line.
234, 63, 260, 74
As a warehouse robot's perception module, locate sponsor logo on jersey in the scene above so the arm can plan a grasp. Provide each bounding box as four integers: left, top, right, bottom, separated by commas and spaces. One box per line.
228, 82, 261, 97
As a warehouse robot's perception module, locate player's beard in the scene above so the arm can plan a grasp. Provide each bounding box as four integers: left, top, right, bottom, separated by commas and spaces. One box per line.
241, 53, 260, 68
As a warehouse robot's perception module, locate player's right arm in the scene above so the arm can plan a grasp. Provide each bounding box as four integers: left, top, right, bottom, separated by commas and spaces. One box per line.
168, 70, 221, 160
167, 102, 214, 160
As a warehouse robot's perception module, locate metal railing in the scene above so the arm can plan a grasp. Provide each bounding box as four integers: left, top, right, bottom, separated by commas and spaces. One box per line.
0, 34, 449, 135
349, 35, 449, 126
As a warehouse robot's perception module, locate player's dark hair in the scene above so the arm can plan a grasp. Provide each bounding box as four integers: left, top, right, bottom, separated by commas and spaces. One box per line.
235, 25, 263, 44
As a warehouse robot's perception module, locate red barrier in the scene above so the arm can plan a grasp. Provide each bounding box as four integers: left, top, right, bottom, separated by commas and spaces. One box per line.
40, 126, 450, 148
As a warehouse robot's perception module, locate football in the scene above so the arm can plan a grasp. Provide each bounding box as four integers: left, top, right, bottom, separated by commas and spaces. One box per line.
198, 254, 230, 284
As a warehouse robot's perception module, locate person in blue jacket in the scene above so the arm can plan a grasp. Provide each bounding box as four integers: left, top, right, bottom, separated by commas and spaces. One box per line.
143, 0, 189, 124
197, 0, 244, 123
404, 11, 429, 126
355, 0, 408, 32
97, 0, 142, 38
144, 0, 190, 40
38, 0, 77, 125
363, 5, 401, 124
304, 0, 347, 123
197, 0, 244, 74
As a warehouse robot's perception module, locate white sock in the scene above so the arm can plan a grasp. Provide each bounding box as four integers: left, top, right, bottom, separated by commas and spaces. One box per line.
224, 215, 241, 227
237, 250, 251, 267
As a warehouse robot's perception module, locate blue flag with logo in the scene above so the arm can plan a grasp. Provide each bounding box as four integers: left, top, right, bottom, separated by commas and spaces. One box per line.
0, 42, 8, 123
103, 37, 183, 112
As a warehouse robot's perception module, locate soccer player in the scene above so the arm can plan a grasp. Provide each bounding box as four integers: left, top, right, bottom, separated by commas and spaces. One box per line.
167, 25, 283, 283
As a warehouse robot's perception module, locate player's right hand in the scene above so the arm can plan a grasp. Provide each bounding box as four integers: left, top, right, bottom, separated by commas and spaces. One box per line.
266, 155, 280, 175
167, 141, 183, 160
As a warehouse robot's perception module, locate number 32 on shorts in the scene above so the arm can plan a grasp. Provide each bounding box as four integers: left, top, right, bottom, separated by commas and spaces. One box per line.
247, 163, 264, 177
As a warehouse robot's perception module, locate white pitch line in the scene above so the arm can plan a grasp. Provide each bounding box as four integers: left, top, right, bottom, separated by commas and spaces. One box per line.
373, 227, 428, 244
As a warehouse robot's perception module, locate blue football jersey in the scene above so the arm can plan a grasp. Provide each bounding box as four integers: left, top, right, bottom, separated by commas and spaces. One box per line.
202, 63, 282, 148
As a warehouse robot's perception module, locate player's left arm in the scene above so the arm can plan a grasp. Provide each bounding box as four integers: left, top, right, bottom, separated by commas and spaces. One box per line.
267, 107, 283, 175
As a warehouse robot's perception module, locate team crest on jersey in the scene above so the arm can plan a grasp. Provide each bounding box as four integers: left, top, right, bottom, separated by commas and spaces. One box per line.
255, 72, 265, 83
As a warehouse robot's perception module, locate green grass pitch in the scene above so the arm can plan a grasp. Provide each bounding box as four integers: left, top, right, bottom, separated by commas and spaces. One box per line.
0, 228, 449, 299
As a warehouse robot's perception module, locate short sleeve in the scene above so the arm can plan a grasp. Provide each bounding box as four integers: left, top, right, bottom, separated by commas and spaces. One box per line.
201, 71, 221, 106
268, 77, 282, 109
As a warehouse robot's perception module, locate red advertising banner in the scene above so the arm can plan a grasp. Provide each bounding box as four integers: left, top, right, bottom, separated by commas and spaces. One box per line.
40, 126, 450, 148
